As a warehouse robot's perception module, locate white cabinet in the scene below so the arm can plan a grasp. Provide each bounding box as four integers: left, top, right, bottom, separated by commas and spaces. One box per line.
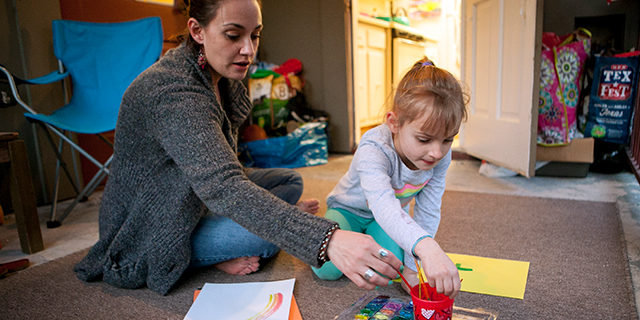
392, 37, 432, 90
354, 19, 391, 142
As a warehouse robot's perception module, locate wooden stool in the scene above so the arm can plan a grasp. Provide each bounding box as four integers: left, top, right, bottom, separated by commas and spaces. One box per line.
0, 132, 44, 254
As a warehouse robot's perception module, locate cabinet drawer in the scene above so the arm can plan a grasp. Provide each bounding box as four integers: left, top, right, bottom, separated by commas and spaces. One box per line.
367, 27, 387, 49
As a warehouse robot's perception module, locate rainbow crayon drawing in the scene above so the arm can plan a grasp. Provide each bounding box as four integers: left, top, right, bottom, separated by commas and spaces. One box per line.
247, 293, 284, 320
184, 279, 295, 320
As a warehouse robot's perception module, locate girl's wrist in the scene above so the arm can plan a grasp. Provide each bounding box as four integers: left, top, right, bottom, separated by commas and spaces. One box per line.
412, 235, 434, 257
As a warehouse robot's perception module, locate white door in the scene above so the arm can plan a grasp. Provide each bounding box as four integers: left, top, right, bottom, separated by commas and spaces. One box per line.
460, 0, 543, 177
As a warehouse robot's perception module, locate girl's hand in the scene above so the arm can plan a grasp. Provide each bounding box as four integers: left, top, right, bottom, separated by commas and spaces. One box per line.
326, 230, 403, 290
414, 237, 461, 298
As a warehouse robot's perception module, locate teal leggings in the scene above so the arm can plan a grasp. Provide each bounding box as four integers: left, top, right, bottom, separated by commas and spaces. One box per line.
312, 208, 403, 280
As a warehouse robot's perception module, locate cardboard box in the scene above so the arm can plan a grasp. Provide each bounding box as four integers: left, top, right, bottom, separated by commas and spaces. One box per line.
536, 138, 594, 163
535, 162, 591, 177
535, 138, 595, 178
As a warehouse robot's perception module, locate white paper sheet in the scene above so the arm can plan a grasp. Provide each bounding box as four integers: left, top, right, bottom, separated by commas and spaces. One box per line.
184, 279, 295, 320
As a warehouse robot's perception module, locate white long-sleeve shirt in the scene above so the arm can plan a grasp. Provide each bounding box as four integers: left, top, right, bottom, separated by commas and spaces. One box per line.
326, 124, 451, 269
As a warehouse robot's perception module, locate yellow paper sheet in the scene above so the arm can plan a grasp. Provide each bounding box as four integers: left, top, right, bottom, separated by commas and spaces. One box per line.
447, 253, 530, 299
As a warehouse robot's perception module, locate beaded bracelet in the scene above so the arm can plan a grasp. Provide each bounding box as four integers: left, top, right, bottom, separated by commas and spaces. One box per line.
318, 224, 340, 264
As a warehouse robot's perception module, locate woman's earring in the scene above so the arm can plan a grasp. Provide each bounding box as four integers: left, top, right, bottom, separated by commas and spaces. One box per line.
197, 48, 206, 69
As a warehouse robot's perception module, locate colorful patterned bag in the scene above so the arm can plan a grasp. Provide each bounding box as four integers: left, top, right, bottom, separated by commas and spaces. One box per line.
537, 28, 591, 146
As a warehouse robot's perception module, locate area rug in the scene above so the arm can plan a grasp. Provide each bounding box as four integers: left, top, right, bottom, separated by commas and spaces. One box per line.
0, 190, 635, 319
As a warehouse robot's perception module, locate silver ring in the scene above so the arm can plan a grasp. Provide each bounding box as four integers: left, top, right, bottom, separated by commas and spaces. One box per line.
378, 248, 389, 259
363, 269, 375, 281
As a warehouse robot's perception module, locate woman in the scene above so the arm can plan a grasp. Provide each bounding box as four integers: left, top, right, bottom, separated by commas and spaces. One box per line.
74, 0, 401, 295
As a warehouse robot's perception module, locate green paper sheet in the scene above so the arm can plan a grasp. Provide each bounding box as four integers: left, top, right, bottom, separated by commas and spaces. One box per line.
447, 253, 530, 299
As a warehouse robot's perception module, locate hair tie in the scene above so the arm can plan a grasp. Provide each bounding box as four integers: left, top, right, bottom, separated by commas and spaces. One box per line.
422, 61, 434, 67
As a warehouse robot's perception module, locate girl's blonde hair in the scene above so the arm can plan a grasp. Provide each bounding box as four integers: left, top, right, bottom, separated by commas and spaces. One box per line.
391, 56, 468, 137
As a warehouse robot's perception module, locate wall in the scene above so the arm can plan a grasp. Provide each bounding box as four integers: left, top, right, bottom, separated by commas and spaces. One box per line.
58, 0, 187, 52
1, 0, 68, 206
260, 0, 353, 153
357, 0, 391, 17
0, 0, 187, 206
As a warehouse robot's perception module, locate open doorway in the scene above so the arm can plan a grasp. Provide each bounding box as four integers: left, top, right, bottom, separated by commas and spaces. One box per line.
351, 0, 462, 145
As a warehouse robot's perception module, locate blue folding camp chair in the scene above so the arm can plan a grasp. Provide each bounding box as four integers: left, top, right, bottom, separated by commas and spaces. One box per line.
0, 17, 163, 227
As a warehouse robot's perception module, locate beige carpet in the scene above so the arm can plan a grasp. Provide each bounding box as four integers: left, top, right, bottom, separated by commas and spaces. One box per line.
1, 179, 635, 319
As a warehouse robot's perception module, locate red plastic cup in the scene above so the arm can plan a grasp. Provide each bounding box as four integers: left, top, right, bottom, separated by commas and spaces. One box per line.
410, 284, 454, 320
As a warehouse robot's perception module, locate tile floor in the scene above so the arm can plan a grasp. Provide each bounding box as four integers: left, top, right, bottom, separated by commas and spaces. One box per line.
1, 156, 639, 312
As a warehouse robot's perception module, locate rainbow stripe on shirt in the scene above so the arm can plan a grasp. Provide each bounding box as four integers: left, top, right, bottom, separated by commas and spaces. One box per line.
395, 180, 429, 207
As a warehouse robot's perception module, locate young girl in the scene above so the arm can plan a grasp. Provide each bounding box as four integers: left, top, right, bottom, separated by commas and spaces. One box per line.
312, 57, 467, 298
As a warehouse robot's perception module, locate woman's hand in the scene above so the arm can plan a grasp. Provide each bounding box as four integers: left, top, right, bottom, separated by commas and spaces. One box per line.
414, 237, 460, 298
326, 230, 402, 290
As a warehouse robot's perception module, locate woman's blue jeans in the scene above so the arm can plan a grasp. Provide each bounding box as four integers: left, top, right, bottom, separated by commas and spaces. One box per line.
189, 168, 303, 268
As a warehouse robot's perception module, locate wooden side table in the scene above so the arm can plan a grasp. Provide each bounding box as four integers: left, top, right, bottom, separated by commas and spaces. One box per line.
0, 132, 44, 254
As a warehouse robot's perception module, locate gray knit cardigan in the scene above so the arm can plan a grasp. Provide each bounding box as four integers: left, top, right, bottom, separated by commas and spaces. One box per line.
73, 44, 336, 295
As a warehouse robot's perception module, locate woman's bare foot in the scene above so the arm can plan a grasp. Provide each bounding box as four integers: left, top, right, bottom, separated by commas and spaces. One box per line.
401, 266, 420, 294
296, 198, 320, 215
214, 256, 260, 275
